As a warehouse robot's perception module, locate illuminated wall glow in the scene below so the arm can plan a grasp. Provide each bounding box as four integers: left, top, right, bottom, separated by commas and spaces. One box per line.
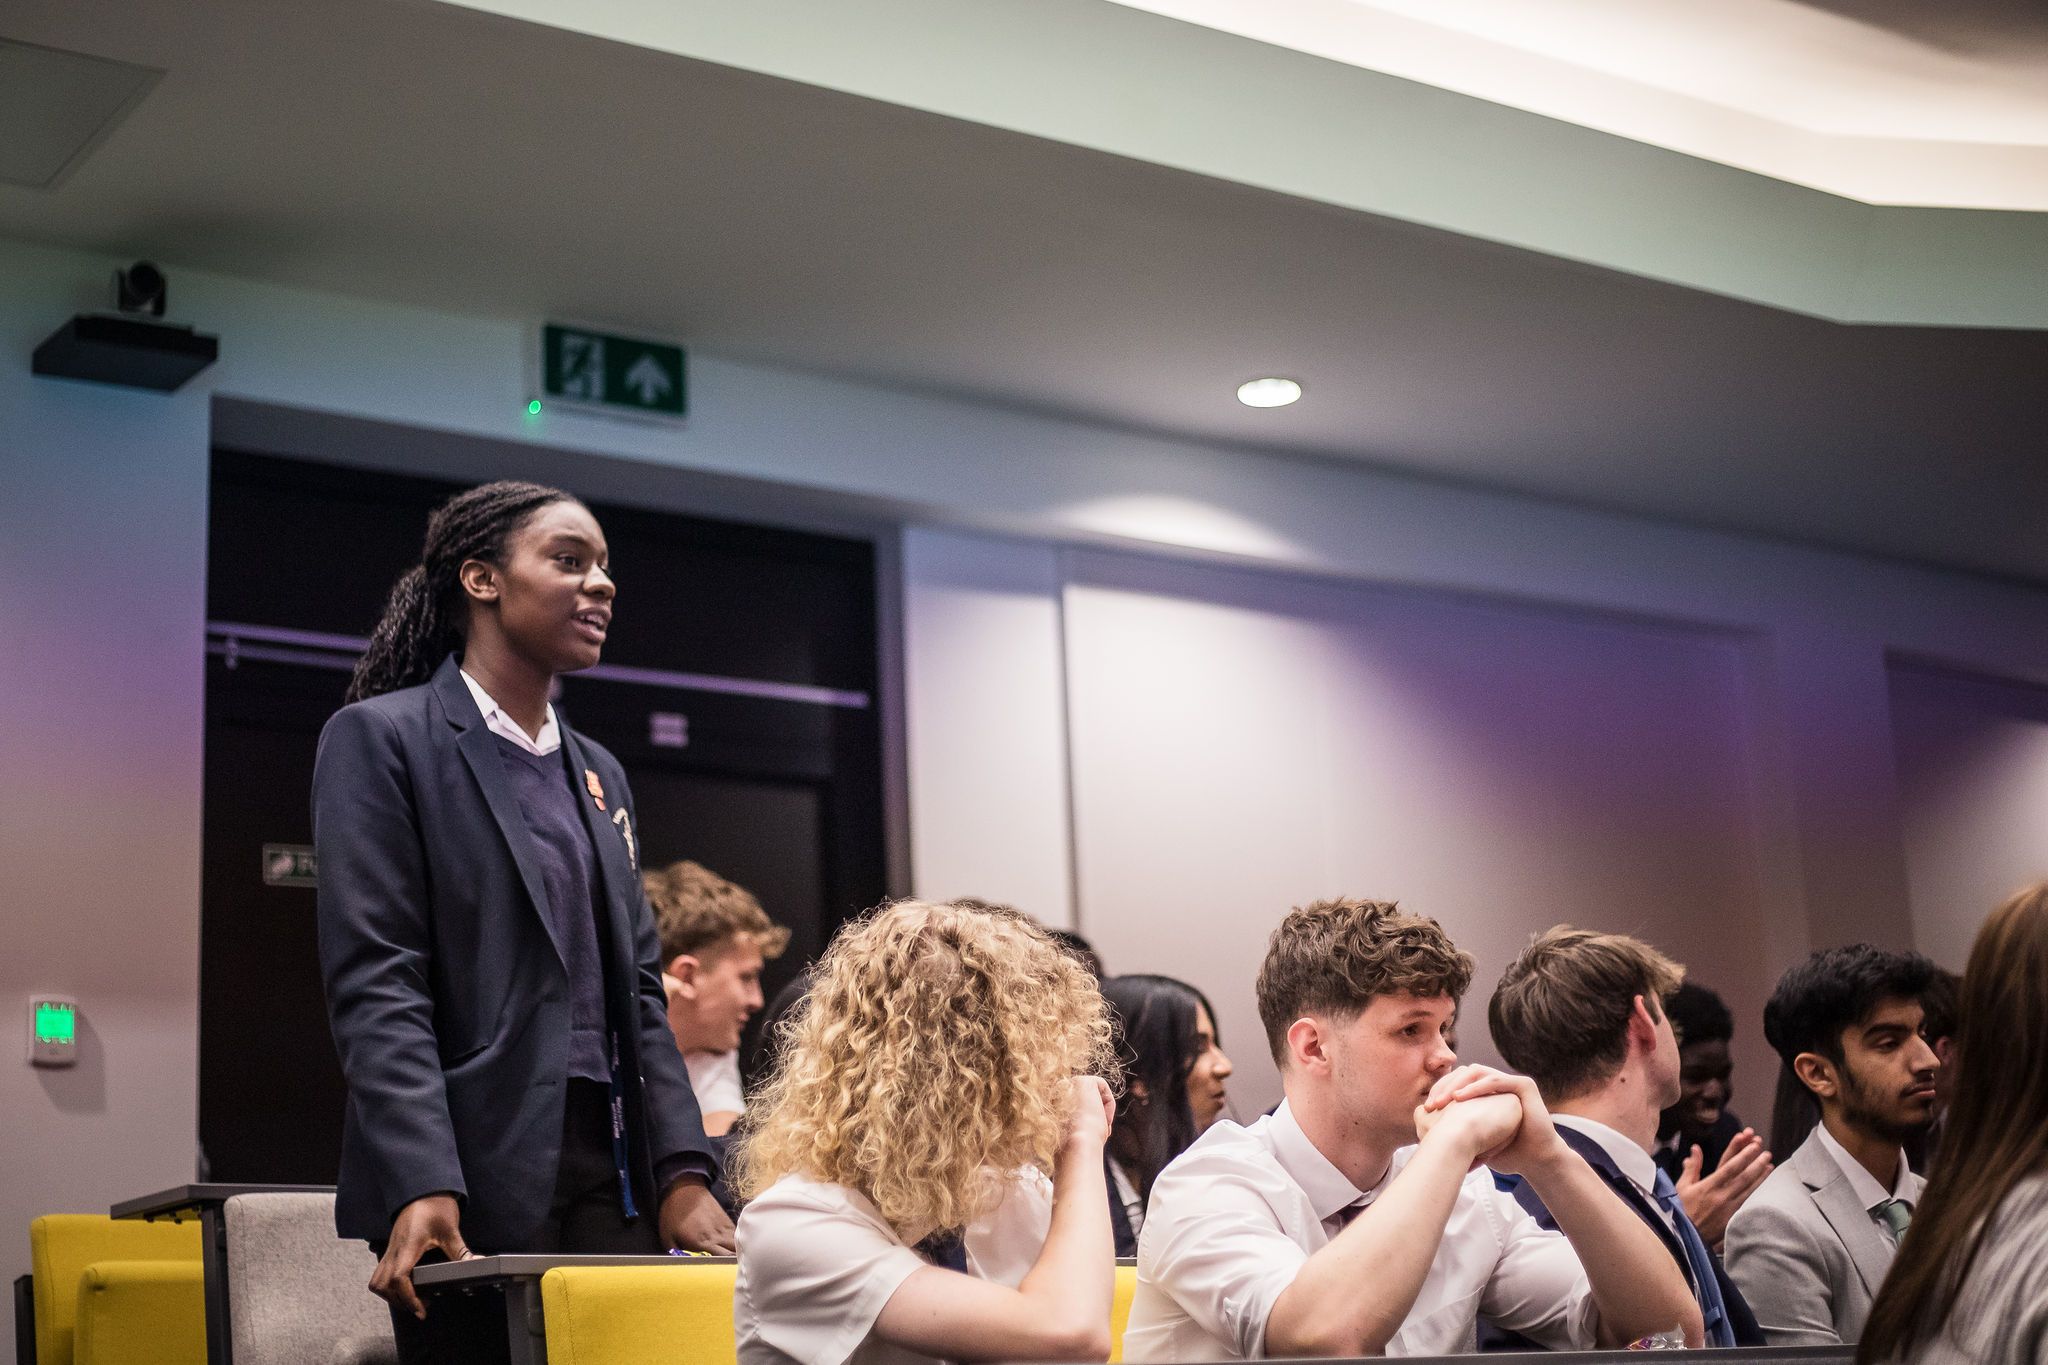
1060, 548, 1772, 1116
1890, 661, 2048, 970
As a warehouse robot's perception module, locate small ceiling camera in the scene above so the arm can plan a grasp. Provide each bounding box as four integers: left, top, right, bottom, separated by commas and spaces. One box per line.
116, 260, 167, 317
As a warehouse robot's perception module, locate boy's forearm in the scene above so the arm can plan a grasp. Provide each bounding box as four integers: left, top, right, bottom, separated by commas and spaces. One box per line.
1267, 1132, 1470, 1356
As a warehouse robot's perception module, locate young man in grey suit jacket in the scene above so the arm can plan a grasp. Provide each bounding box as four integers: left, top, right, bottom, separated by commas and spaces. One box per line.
1725, 945, 1940, 1345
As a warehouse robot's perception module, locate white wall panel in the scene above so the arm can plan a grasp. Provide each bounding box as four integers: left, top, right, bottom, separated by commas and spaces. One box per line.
1890, 662, 2048, 971
1063, 550, 1770, 1118
901, 529, 1075, 925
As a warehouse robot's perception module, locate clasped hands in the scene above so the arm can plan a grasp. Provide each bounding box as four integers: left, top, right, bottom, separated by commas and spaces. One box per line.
1413, 1064, 1568, 1176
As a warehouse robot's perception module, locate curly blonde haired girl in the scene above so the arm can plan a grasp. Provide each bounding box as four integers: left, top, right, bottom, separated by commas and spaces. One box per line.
733, 899, 1121, 1365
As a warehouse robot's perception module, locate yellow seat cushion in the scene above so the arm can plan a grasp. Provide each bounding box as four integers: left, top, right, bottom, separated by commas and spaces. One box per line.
30, 1214, 203, 1365
542, 1263, 738, 1365
541, 1258, 1137, 1364
74, 1260, 206, 1365
1110, 1262, 1138, 1363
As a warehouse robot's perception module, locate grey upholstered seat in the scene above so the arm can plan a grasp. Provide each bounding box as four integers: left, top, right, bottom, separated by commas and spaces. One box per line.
222, 1193, 397, 1365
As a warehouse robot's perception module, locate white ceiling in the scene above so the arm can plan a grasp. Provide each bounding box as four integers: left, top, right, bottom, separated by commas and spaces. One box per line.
5, 0, 2048, 581
1109, 0, 2048, 208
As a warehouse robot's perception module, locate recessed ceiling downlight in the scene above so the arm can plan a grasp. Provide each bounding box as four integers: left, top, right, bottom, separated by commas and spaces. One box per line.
1237, 377, 1302, 408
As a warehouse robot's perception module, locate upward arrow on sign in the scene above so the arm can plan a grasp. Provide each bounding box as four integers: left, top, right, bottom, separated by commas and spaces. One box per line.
543, 324, 687, 418
624, 354, 673, 405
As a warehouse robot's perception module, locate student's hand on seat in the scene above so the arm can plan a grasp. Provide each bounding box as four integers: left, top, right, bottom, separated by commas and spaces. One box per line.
660, 1176, 737, 1254
1677, 1128, 1772, 1251
1063, 1074, 1115, 1152
371, 1193, 473, 1319
1421, 1065, 1567, 1175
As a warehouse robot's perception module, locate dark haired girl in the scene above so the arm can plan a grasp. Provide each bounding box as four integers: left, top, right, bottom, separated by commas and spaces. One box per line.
1101, 974, 1233, 1255
314, 481, 728, 1364
1859, 885, 2048, 1365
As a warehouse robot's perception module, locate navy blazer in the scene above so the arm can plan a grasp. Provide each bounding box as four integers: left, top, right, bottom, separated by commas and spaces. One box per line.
313, 656, 715, 1250
1494, 1125, 1763, 1347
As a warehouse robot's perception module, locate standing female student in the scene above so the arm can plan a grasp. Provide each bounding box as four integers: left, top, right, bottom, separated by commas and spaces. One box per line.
313, 481, 730, 1364
733, 899, 1121, 1365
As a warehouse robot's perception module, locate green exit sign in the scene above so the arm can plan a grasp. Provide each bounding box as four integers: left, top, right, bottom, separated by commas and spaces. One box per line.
35, 1002, 74, 1045
542, 324, 687, 418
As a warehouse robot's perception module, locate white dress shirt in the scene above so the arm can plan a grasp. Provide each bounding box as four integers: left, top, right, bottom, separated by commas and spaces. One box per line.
460, 668, 560, 756
685, 1049, 746, 1115
1552, 1114, 1677, 1238
735, 1168, 1054, 1365
1123, 1101, 1596, 1360
1813, 1123, 1915, 1214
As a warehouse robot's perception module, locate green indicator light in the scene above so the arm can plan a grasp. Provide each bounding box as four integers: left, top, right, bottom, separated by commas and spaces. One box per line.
527, 399, 543, 416
35, 1003, 74, 1045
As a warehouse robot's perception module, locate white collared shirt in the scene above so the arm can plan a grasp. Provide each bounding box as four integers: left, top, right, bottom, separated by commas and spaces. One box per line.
1123, 1101, 1596, 1360
1552, 1114, 1677, 1238
685, 1049, 745, 1115
1813, 1122, 1914, 1213
735, 1168, 1053, 1365
460, 668, 560, 756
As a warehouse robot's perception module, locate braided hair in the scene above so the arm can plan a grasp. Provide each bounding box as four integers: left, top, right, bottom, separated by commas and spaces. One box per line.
346, 480, 576, 703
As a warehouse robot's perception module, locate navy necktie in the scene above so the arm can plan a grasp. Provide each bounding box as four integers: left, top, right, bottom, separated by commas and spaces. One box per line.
1652, 1168, 1734, 1348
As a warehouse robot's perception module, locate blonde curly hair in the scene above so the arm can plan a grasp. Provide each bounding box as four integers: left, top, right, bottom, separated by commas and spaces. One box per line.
732, 899, 1116, 1237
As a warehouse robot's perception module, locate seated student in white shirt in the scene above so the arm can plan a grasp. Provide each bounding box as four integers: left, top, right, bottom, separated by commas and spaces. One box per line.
731, 898, 1121, 1365
1101, 974, 1235, 1256
645, 859, 791, 1137
1123, 897, 1701, 1360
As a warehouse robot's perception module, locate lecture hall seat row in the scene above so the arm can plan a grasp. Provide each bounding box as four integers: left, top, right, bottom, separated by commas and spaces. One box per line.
529, 1260, 1142, 1365
21, 1189, 394, 1365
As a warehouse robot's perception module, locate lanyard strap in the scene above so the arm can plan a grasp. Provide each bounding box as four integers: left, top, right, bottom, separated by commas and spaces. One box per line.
608, 1030, 639, 1220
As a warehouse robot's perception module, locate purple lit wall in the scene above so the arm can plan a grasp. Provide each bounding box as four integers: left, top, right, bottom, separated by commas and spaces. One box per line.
0, 251, 210, 1270
1062, 549, 1774, 1117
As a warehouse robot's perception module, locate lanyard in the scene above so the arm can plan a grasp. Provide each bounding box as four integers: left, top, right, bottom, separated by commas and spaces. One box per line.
608, 1030, 639, 1220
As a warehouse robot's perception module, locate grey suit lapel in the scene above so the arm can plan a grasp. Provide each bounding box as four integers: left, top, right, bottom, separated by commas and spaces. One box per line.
1795, 1135, 1892, 1298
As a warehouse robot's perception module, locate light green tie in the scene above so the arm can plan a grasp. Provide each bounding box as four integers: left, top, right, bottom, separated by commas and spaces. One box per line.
1876, 1198, 1913, 1244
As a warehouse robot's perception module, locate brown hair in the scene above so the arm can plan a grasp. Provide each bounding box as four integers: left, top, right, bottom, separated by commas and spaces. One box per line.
1254, 897, 1474, 1065
1488, 926, 1684, 1102
1859, 885, 2048, 1362
644, 860, 791, 964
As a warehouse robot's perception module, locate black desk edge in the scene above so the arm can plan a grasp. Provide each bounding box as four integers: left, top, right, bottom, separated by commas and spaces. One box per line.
414, 1255, 736, 1290
110, 1183, 336, 1221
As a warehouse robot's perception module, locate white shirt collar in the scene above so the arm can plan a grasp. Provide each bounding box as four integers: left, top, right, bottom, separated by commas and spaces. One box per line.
1552, 1114, 1660, 1199
460, 667, 560, 756
1266, 1100, 1377, 1223
1814, 1121, 1914, 1209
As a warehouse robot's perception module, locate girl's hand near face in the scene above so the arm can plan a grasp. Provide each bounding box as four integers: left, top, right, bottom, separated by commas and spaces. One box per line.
1064, 1075, 1115, 1151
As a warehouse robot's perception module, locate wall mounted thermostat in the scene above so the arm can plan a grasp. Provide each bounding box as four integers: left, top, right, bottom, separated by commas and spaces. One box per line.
29, 995, 78, 1068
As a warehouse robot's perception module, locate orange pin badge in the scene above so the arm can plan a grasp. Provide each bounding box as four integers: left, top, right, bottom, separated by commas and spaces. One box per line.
585, 769, 606, 811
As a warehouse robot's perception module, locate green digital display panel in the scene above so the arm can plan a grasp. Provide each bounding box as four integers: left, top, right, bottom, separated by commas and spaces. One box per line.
35, 1002, 75, 1045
